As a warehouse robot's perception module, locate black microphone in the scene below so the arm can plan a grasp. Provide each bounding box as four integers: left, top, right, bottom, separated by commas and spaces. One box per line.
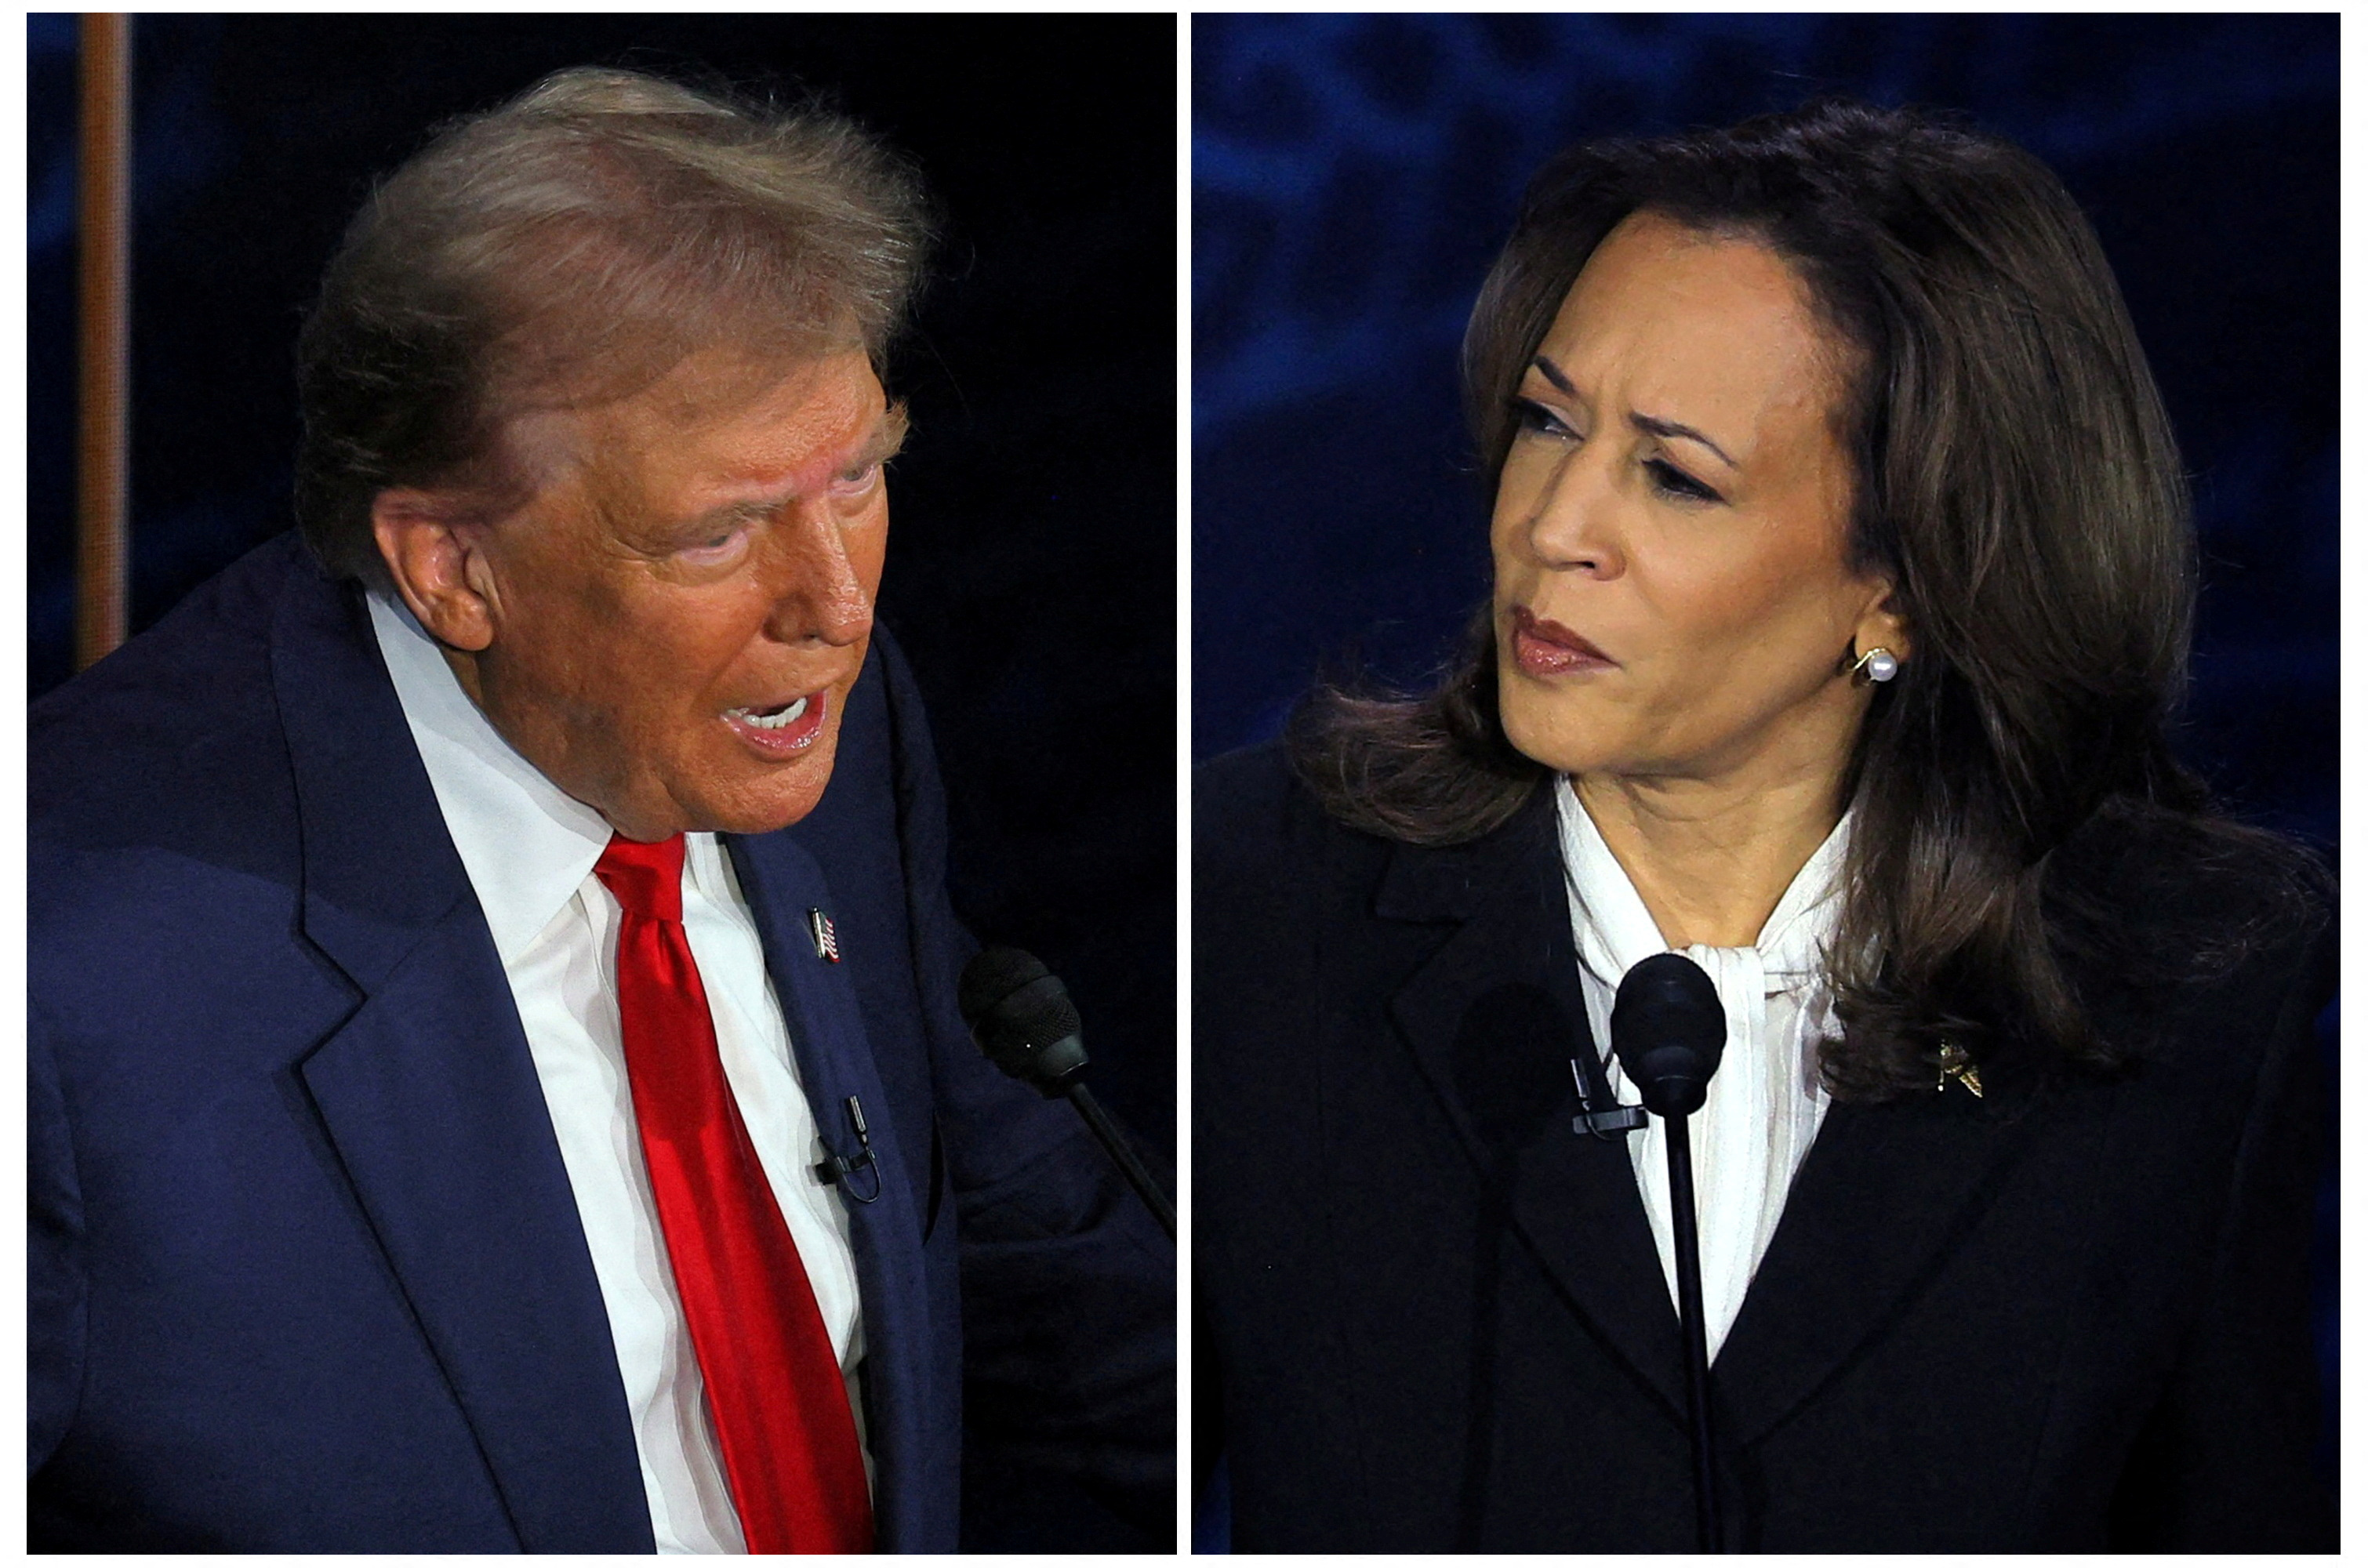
958, 947, 1090, 1092
1609, 952, 1727, 1553
1610, 951, 1727, 1116
957, 947, 1176, 1241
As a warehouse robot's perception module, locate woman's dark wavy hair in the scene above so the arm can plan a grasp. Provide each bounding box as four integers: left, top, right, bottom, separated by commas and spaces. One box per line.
1288, 98, 2323, 1099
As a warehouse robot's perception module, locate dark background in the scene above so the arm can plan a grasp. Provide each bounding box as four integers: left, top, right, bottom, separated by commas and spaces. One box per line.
1193, 13, 2336, 1549
29, 16, 1173, 1551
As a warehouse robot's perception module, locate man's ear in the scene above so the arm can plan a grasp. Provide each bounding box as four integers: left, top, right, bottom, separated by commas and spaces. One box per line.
372, 492, 497, 653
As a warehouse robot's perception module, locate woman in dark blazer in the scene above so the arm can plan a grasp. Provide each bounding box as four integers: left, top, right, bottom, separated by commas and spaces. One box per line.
1194, 100, 2333, 1552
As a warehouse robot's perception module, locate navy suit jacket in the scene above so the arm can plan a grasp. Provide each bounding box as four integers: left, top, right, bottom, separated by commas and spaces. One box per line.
29, 533, 1172, 1552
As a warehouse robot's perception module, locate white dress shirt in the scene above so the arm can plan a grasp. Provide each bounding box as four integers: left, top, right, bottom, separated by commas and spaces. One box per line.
1554, 779, 1843, 1363
368, 593, 868, 1554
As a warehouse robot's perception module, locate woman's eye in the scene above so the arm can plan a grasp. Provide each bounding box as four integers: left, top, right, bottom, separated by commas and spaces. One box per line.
1647, 459, 1722, 505
1512, 397, 1576, 440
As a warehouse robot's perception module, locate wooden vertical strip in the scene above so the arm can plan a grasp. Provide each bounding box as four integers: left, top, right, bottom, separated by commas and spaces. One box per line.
76, 13, 132, 670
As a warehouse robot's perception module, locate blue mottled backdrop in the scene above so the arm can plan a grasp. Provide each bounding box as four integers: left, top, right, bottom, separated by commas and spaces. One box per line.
1192, 12, 2335, 1549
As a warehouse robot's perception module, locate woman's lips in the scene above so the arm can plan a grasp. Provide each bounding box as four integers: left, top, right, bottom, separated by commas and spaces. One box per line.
721, 688, 830, 756
1509, 606, 1617, 677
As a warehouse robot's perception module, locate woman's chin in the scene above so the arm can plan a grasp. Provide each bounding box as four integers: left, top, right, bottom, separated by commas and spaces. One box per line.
1498, 699, 1607, 779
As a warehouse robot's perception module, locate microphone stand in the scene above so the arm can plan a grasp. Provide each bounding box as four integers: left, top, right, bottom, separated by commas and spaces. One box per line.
958, 948, 1176, 1242
1603, 950, 1730, 1552
1663, 1112, 1720, 1553
1062, 1081, 1176, 1241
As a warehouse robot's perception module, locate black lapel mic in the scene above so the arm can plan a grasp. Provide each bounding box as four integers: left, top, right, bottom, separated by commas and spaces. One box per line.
957, 946, 1176, 1241
1609, 951, 1727, 1553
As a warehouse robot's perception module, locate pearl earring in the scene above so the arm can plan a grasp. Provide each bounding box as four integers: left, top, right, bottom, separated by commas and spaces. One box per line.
1849, 646, 1899, 684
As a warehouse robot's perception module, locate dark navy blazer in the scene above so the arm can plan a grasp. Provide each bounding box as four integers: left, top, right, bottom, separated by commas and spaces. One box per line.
29, 533, 1172, 1552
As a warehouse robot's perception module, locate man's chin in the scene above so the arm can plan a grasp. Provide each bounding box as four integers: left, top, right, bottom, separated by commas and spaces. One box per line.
677, 739, 841, 837
699, 797, 825, 837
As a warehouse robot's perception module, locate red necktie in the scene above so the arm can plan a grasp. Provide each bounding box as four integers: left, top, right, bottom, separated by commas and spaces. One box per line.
594, 833, 873, 1554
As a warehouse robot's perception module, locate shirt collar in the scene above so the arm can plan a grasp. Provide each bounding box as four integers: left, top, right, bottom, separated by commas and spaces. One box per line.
367, 591, 613, 964
1555, 775, 1850, 989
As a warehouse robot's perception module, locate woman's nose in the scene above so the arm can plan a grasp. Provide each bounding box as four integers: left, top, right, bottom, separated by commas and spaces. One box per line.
1524, 448, 1625, 578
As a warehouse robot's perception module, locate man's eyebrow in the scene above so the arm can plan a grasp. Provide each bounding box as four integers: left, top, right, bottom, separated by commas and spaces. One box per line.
859, 400, 913, 466
681, 401, 913, 532
1527, 354, 1738, 470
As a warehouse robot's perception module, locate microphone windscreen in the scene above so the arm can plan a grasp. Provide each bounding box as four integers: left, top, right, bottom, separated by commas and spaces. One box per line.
959, 947, 1088, 1092
959, 945, 1051, 1027
1610, 951, 1727, 1117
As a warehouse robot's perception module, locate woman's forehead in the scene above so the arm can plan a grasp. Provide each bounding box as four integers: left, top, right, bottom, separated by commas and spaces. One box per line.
1538, 214, 1842, 465
1553, 216, 1820, 364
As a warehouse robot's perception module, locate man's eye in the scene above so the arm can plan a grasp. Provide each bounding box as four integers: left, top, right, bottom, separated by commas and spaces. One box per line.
679, 525, 749, 559
835, 461, 881, 490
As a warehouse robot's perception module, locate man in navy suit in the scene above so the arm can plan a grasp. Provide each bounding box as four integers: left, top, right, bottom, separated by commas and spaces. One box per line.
28, 66, 1171, 1552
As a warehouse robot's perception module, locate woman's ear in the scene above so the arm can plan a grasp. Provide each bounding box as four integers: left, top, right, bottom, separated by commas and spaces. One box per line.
372, 492, 497, 653
1854, 583, 1912, 666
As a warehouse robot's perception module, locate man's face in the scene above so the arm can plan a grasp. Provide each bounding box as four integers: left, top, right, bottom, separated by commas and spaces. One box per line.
455, 347, 905, 841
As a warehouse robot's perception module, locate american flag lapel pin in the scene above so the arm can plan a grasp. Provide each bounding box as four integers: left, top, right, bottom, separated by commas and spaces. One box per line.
807, 908, 841, 964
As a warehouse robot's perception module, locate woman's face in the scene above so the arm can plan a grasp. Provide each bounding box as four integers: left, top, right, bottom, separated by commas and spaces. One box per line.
1491, 210, 1906, 797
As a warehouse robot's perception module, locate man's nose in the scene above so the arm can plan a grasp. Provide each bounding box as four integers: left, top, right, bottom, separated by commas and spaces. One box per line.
761, 500, 873, 647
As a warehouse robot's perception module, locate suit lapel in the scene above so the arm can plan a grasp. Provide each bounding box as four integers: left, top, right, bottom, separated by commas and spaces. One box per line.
1381, 791, 1689, 1425
1378, 785, 2045, 1453
1713, 1073, 2039, 1450
271, 557, 652, 1552
727, 829, 937, 1555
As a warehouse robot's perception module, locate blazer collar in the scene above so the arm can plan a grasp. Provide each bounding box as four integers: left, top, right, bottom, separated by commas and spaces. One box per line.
1712, 1064, 2042, 1450
267, 549, 653, 1551
271, 552, 475, 993
1382, 785, 1691, 1423
1377, 782, 2037, 1450
363, 590, 609, 967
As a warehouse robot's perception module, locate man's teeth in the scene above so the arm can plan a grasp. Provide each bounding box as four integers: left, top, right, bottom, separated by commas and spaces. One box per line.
729, 696, 810, 730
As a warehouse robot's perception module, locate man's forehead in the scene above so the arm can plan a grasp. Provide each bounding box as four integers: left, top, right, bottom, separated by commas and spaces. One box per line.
637, 342, 870, 416
635, 345, 881, 434
577, 348, 893, 494
696, 387, 904, 500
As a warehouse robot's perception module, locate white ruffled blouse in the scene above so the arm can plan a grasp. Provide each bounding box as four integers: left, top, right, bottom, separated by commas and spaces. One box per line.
1553, 777, 1846, 1363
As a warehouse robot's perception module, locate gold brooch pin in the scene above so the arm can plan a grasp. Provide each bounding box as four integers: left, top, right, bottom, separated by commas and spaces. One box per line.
1936, 1040, 1983, 1098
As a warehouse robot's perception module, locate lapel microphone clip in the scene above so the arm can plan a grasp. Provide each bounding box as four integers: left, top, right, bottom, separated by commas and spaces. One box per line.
813, 1094, 881, 1203
1571, 1054, 1650, 1140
